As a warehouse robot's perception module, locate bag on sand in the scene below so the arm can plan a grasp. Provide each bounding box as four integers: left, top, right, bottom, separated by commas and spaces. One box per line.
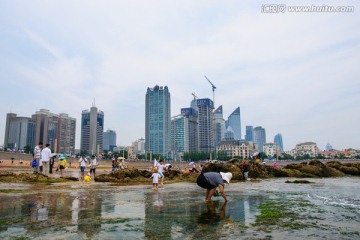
31, 159, 37, 167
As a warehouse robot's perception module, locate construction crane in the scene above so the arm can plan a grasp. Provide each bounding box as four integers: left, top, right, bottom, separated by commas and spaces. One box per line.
205, 75, 216, 91
204, 76, 217, 160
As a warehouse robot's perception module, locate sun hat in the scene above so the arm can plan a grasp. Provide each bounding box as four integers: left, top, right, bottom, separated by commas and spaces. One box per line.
220, 172, 232, 184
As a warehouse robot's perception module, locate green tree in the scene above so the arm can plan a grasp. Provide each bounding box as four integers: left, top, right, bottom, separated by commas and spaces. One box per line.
23, 145, 32, 154
80, 150, 87, 156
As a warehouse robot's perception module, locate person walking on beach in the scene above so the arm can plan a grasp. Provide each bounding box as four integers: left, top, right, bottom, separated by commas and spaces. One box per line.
49, 155, 56, 174
89, 155, 97, 178
58, 155, 67, 178
154, 159, 165, 185
151, 168, 160, 190
40, 144, 52, 177
242, 161, 250, 180
78, 155, 87, 181
196, 172, 232, 202
33, 142, 43, 173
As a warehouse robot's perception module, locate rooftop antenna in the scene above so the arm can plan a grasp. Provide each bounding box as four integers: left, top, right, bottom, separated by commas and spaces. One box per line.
92, 98, 96, 107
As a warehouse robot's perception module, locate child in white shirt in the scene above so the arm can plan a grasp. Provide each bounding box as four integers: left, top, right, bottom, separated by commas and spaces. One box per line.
151, 168, 160, 190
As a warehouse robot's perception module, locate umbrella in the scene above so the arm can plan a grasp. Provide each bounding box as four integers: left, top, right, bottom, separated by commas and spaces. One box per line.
117, 157, 125, 160
189, 161, 195, 166
252, 152, 259, 157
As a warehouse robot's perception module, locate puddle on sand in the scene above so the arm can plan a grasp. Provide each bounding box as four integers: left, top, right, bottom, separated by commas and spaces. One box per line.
0, 183, 263, 239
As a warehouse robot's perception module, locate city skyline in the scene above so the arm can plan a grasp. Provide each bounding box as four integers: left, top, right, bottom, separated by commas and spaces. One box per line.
0, 1, 359, 151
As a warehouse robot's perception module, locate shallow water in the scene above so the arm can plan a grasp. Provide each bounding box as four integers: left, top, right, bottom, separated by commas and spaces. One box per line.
0, 177, 359, 239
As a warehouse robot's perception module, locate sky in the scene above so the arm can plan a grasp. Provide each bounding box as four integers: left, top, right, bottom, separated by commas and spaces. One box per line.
0, 0, 359, 151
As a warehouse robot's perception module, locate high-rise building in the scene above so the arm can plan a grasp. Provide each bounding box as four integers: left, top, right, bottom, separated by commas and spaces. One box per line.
32, 109, 59, 150
171, 115, 189, 159
57, 113, 76, 154
145, 85, 171, 155
103, 130, 117, 151
5, 109, 76, 153
132, 138, 145, 155
226, 107, 241, 140
245, 125, 253, 142
253, 126, 266, 152
214, 105, 226, 146
81, 105, 104, 154
197, 98, 214, 152
274, 133, 284, 152
224, 126, 235, 140
4, 113, 36, 150
181, 107, 198, 152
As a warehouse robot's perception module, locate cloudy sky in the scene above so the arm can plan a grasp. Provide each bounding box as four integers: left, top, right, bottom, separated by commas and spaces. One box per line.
1, 0, 359, 151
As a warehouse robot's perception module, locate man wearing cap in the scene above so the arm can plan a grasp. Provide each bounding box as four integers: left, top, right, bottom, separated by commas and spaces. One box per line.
197, 171, 232, 202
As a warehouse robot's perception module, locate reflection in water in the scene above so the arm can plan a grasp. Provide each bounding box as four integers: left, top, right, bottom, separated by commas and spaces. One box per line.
143, 187, 264, 239
197, 201, 227, 225
0, 183, 264, 240
0, 184, 264, 239
5, 179, 358, 239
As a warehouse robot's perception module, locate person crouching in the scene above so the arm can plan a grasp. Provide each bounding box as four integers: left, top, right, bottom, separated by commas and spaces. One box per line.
197, 172, 232, 202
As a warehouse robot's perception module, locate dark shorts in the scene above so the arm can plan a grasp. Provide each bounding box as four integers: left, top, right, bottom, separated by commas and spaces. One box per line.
60, 165, 65, 170
80, 166, 85, 172
90, 167, 96, 173
197, 173, 216, 190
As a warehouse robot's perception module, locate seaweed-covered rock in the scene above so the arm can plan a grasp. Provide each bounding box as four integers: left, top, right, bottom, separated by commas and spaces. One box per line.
285, 180, 314, 184
110, 169, 142, 179
165, 170, 181, 179
326, 161, 343, 170
284, 163, 303, 170
339, 166, 360, 175
0, 171, 16, 177
271, 167, 291, 177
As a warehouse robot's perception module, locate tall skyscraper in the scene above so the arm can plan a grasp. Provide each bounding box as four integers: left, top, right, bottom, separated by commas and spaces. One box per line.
5, 109, 76, 153
245, 125, 253, 142
226, 107, 241, 140
4, 113, 36, 150
171, 115, 189, 158
32, 109, 59, 150
145, 85, 171, 155
214, 105, 226, 146
197, 98, 214, 152
253, 126, 266, 152
274, 133, 284, 152
103, 130, 117, 151
181, 107, 198, 152
57, 113, 76, 154
81, 105, 104, 154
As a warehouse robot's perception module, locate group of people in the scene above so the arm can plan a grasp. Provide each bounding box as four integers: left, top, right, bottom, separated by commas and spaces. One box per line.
32, 142, 97, 181
149, 158, 233, 202
111, 158, 127, 171
150, 159, 172, 190
78, 155, 98, 181
32, 142, 52, 177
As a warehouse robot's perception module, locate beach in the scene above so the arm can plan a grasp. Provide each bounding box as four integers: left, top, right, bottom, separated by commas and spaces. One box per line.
0, 177, 359, 239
